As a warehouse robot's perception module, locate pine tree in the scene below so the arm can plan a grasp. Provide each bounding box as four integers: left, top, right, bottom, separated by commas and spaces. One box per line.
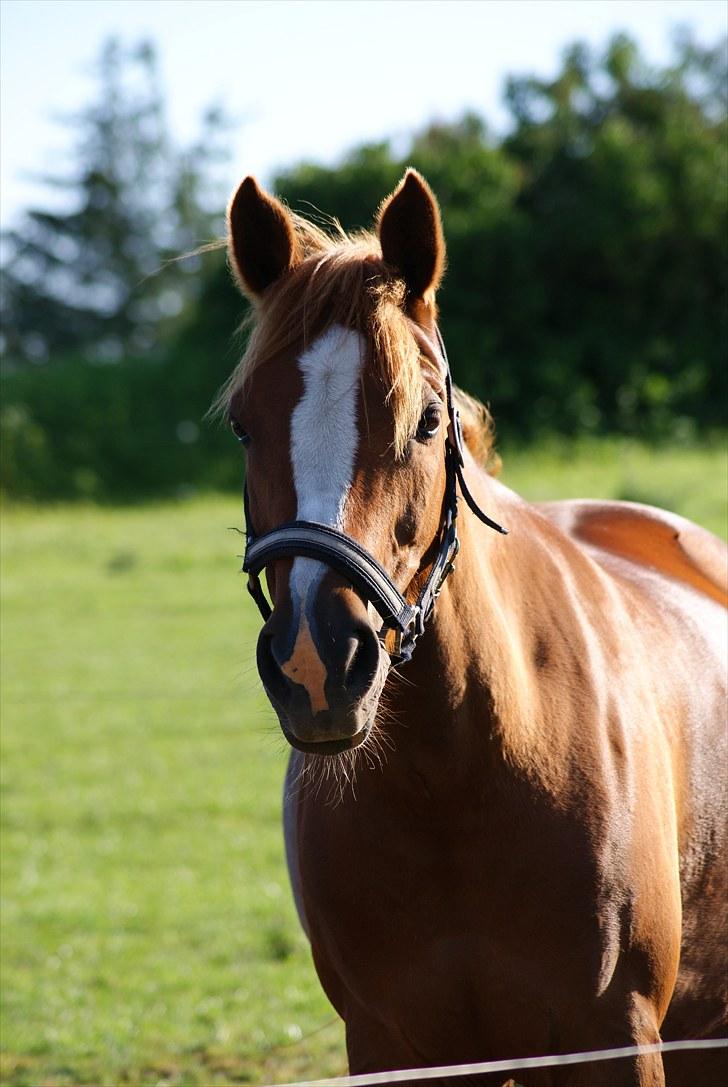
1, 38, 231, 364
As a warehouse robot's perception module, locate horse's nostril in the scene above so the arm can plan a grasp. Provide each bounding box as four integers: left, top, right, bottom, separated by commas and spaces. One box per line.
342, 625, 380, 697
257, 631, 292, 707
343, 636, 361, 675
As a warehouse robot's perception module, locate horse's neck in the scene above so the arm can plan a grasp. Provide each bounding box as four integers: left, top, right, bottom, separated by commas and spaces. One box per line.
393, 474, 573, 779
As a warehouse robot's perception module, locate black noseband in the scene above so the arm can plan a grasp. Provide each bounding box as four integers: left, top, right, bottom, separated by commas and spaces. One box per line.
240, 328, 507, 667
244, 521, 420, 635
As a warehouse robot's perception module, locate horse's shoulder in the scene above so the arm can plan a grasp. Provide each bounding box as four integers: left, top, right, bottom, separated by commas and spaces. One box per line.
536, 498, 728, 608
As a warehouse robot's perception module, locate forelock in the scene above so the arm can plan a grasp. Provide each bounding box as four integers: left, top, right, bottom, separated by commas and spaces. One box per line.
214, 213, 496, 467
217, 217, 422, 457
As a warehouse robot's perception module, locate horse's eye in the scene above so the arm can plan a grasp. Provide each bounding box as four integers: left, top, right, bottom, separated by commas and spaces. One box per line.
416, 403, 442, 442
230, 418, 250, 445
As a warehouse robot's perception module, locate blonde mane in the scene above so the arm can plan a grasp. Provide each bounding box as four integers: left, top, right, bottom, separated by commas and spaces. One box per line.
218, 213, 498, 467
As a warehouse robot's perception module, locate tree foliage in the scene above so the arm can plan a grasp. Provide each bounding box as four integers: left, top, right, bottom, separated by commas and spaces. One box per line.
1, 32, 725, 500
266, 33, 727, 438
1, 38, 231, 363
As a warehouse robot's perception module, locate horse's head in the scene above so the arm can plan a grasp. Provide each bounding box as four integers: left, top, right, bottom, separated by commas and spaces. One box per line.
223, 171, 492, 755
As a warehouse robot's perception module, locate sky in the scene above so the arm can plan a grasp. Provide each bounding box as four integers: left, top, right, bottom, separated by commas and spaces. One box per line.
1, 0, 726, 228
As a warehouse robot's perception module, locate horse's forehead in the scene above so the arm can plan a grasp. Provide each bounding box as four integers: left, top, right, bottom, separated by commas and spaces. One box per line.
295, 325, 365, 401
241, 325, 366, 413
289, 326, 365, 523
241, 319, 431, 448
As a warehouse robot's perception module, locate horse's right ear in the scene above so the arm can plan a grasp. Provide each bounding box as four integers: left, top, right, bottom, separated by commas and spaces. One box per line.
227, 176, 300, 298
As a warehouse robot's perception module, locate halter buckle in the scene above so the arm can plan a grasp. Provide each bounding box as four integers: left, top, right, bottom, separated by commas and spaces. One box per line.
382, 609, 424, 665
383, 625, 403, 660
433, 535, 460, 600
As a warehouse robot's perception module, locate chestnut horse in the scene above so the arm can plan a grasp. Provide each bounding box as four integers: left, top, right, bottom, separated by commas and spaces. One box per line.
221, 170, 727, 1085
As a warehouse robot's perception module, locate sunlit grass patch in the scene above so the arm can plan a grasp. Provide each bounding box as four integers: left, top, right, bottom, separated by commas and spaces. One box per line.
1, 440, 725, 1085
1, 496, 345, 1085
499, 435, 727, 540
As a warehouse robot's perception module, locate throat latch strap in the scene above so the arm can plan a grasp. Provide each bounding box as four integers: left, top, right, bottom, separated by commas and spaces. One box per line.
440, 332, 508, 538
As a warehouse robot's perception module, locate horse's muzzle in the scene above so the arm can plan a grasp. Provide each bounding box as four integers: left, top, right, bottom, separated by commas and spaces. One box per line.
256, 598, 386, 754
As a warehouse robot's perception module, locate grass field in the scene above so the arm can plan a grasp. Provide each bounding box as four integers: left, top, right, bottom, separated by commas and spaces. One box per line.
2, 438, 726, 1087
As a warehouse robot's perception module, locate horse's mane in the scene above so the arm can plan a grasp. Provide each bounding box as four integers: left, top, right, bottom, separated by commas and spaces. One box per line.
218, 213, 499, 471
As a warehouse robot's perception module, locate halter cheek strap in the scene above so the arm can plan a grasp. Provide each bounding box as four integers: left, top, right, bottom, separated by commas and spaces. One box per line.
240, 327, 507, 667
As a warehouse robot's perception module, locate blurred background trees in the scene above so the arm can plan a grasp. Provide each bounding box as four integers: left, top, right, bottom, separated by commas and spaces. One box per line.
1, 31, 726, 500
2, 38, 231, 363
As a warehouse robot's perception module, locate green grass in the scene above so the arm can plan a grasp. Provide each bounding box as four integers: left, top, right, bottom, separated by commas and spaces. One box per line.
1, 499, 346, 1086
498, 434, 727, 539
1, 438, 726, 1087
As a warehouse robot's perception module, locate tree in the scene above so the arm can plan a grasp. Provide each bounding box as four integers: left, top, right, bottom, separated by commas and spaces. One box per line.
502, 32, 728, 433
3, 31, 725, 500
1, 38, 232, 364
264, 34, 726, 438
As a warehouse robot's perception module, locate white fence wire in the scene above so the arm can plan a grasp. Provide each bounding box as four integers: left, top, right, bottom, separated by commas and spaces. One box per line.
263, 1037, 728, 1087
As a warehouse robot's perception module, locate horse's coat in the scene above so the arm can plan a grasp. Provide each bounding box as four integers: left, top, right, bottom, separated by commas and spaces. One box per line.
224, 169, 728, 1085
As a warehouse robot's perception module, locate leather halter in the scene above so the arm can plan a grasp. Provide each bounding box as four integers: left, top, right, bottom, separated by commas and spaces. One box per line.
240, 328, 507, 667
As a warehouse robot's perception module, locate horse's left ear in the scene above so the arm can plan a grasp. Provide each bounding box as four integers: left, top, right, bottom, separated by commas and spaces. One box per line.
377, 169, 445, 302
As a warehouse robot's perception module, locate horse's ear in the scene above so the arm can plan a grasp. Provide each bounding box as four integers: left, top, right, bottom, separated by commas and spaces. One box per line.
227, 176, 300, 298
377, 169, 445, 302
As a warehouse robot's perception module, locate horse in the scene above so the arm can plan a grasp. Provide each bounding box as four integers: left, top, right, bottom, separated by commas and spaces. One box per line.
220, 169, 727, 1085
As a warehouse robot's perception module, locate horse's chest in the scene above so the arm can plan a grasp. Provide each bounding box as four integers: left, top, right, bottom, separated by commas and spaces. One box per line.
300, 817, 567, 1060
297, 787, 604, 1022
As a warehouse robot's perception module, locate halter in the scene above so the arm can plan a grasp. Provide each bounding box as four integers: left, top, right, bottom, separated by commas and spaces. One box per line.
240, 328, 507, 667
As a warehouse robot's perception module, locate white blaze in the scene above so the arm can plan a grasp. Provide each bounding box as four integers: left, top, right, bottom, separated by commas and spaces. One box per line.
289, 325, 364, 605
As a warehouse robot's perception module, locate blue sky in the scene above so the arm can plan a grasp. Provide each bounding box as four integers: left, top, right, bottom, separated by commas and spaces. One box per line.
1, 0, 726, 228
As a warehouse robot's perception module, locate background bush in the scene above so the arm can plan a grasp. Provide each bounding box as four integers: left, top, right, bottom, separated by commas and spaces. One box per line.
1, 32, 725, 501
